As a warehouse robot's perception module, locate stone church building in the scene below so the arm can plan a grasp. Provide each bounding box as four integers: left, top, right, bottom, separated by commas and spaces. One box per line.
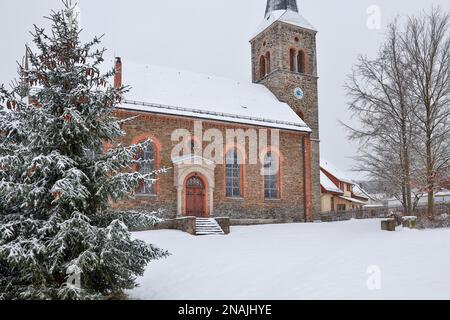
113, 0, 321, 223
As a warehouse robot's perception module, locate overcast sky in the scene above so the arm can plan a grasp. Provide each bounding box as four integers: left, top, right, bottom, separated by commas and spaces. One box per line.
1, 0, 448, 180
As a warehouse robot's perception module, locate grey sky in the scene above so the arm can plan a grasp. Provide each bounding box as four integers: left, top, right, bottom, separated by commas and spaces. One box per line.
1, 0, 448, 180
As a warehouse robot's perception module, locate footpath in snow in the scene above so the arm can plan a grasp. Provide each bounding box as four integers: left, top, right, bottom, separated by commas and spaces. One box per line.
130, 219, 450, 300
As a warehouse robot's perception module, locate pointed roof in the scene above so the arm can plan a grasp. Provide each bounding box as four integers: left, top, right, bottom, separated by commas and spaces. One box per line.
252, 0, 316, 39
320, 171, 344, 195
320, 159, 354, 185
265, 0, 299, 17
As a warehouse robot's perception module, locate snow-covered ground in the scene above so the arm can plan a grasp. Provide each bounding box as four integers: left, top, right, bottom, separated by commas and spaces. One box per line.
130, 220, 450, 300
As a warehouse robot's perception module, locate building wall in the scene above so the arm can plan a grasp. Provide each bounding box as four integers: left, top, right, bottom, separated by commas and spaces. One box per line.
321, 193, 364, 213
251, 21, 321, 218
321, 193, 333, 212
111, 109, 309, 222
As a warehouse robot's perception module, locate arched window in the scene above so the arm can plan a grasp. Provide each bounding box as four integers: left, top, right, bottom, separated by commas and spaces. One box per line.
189, 139, 196, 156
226, 149, 242, 198
297, 50, 306, 74
264, 152, 280, 199
265, 52, 271, 74
259, 55, 266, 79
137, 143, 155, 195
289, 48, 296, 72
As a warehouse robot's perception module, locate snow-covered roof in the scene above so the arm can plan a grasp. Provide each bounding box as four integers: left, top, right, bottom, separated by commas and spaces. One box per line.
352, 184, 371, 200
436, 189, 450, 197
320, 171, 343, 194
252, 9, 316, 39
338, 196, 368, 205
320, 159, 354, 185
118, 62, 310, 133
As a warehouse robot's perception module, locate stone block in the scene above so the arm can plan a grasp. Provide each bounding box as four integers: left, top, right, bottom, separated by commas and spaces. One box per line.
381, 219, 396, 231
174, 217, 197, 235
402, 216, 417, 229
215, 217, 231, 234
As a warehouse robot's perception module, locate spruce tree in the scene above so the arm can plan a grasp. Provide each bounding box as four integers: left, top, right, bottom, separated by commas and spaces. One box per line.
0, 1, 168, 300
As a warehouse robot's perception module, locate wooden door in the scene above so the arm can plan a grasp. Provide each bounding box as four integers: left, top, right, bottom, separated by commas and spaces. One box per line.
185, 176, 205, 217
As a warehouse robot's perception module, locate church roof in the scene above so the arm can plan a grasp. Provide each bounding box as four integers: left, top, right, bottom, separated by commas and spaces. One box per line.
118, 62, 311, 133
265, 0, 299, 16
253, 9, 316, 39
253, 0, 316, 39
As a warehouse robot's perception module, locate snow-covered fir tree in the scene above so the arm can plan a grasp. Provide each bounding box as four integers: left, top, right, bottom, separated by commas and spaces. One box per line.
0, 1, 168, 300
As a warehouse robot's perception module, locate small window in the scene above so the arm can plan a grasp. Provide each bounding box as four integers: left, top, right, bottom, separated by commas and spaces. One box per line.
289, 49, 296, 72
337, 204, 346, 212
259, 55, 266, 79
189, 139, 196, 155
297, 50, 305, 74
265, 52, 271, 74
264, 152, 279, 199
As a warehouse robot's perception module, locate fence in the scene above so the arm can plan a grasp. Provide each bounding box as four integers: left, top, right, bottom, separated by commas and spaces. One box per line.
319, 204, 450, 225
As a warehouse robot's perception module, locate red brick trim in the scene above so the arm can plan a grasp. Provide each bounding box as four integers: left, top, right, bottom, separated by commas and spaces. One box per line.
297, 49, 307, 74
303, 135, 312, 222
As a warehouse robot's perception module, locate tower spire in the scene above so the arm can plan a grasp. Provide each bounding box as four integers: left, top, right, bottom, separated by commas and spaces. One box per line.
265, 0, 299, 17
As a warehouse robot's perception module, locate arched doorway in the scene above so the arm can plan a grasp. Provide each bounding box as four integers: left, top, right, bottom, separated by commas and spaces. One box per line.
185, 174, 206, 217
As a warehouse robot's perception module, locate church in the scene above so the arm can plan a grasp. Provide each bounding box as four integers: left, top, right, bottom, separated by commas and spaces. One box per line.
112, 0, 321, 224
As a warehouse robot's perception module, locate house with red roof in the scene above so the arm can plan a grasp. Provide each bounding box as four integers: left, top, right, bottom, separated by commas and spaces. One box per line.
320, 159, 369, 212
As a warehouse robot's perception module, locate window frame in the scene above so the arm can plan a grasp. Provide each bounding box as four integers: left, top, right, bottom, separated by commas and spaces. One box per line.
259, 55, 266, 79
297, 50, 306, 74
136, 142, 156, 196
263, 151, 281, 200
225, 148, 243, 198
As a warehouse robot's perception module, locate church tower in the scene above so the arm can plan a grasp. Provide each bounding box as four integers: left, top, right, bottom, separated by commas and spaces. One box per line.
251, 0, 321, 218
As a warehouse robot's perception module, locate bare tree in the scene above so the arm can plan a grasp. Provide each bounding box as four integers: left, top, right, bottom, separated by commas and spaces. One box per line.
345, 21, 416, 214
402, 8, 450, 217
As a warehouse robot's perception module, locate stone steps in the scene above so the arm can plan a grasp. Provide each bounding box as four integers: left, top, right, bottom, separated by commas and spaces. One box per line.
196, 218, 225, 236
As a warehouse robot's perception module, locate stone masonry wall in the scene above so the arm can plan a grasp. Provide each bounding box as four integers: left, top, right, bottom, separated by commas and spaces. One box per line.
111, 110, 309, 223
251, 21, 321, 218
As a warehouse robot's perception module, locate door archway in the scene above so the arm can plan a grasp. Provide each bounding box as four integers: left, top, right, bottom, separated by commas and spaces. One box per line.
185, 174, 207, 217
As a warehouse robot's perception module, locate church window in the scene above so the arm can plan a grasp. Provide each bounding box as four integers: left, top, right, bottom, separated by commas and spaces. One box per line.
298, 50, 306, 74
259, 55, 266, 79
264, 152, 280, 199
265, 52, 271, 74
226, 149, 242, 198
189, 139, 196, 155
289, 48, 296, 72
136, 143, 155, 195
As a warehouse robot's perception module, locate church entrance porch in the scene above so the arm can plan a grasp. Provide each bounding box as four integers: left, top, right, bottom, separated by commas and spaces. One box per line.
173, 155, 216, 217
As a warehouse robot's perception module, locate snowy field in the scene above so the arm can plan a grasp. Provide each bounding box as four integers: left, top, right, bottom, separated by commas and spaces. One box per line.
129, 220, 450, 300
